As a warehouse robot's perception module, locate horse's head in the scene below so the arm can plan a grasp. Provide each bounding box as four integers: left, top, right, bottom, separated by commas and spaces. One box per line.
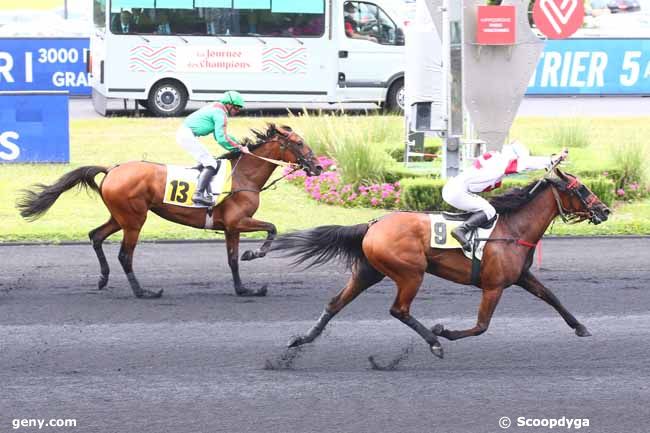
548, 169, 610, 225
271, 125, 322, 176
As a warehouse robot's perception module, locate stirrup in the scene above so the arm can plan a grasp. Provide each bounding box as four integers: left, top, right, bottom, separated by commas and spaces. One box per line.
451, 228, 471, 251
192, 193, 213, 206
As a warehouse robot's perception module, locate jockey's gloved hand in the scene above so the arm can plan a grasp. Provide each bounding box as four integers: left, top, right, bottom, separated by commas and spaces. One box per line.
551, 148, 569, 165
239, 145, 251, 154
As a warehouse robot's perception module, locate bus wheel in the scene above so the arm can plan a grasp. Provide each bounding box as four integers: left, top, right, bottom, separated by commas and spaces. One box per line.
147, 80, 188, 117
385, 79, 404, 114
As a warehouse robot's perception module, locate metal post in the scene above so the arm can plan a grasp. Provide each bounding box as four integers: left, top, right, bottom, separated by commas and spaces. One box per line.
442, 0, 462, 179
64, 0, 68, 19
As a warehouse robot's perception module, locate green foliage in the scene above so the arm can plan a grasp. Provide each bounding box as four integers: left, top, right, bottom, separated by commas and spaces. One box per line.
329, 136, 394, 185
610, 139, 648, 189
400, 178, 451, 211
583, 177, 616, 207
2, 115, 650, 242
388, 144, 441, 162
288, 110, 401, 186
400, 177, 533, 212
546, 118, 591, 149
383, 164, 434, 184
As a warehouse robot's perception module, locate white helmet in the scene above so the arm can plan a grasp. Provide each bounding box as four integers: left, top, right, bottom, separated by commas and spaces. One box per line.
502, 140, 530, 159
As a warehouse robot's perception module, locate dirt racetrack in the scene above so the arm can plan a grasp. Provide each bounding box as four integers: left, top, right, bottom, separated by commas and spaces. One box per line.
1, 237, 649, 433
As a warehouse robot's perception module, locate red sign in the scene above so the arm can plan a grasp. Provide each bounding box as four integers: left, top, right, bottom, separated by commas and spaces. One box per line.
533, 0, 584, 39
476, 5, 516, 45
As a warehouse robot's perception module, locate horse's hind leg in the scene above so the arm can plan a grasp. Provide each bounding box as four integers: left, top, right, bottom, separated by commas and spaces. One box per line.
288, 258, 384, 348
516, 270, 590, 337
389, 274, 444, 359
433, 287, 503, 341
118, 227, 163, 299
88, 217, 121, 290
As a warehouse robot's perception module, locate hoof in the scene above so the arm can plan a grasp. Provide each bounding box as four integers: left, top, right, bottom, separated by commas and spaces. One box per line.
287, 335, 304, 348
430, 343, 444, 359
137, 289, 163, 299
241, 250, 256, 261
236, 284, 268, 297
97, 275, 109, 290
575, 324, 592, 337
432, 324, 445, 336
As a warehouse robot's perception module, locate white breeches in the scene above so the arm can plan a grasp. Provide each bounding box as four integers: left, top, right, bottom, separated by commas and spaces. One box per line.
442, 177, 497, 219
176, 126, 218, 169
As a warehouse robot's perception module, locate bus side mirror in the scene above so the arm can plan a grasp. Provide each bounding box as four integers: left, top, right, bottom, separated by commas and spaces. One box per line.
396, 28, 404, 46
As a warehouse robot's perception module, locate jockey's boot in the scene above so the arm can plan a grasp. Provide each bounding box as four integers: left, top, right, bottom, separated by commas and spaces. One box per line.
451, 211, 489, 252
192, 166, 218, 206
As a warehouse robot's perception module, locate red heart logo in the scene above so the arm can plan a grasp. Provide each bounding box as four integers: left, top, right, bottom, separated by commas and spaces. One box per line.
533, 0, 584, 39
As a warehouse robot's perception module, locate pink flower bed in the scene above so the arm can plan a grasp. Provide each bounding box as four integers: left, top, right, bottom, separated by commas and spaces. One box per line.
284, 156, 400, 208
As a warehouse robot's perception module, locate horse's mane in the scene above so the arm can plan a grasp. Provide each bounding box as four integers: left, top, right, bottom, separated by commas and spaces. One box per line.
489, 178, 554, 214
219, 124, 292, 160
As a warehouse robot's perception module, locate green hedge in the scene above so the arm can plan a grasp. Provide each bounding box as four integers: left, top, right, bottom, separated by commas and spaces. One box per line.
388, 144, 441, 162
400, 178, 451, 211
400, 178, 531, 211
384, 165, 435, 184
400, 176, 616, 211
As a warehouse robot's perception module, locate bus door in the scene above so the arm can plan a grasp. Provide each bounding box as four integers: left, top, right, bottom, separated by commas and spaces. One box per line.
337, 1, 404, 101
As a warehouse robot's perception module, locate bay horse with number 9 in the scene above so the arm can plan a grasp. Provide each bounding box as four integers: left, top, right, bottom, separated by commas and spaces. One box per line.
271, 168, 610, 359
17, 124, 321, 299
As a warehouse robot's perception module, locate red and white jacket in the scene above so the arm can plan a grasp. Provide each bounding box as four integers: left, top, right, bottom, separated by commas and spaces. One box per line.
461, 151, 552, 193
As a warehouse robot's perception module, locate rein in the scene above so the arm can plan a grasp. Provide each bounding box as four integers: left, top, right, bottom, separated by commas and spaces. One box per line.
217, 146, 303, 197
248, 152, 299, 168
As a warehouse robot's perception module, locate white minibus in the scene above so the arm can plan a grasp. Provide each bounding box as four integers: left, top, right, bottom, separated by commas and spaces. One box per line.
90, 0, 406, 116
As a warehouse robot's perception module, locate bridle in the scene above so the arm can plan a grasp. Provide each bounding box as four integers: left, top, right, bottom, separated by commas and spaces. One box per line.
233, 128, 316, 193
248, 129, 315, 173
549, 177, 600, 224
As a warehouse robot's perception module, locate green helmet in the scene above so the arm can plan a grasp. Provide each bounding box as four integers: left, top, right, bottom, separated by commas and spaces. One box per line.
220, 90, 245, 108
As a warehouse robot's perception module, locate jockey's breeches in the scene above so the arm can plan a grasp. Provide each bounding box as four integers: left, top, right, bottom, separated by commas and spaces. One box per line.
176, 126, 218, 169
442, 177, 497, 219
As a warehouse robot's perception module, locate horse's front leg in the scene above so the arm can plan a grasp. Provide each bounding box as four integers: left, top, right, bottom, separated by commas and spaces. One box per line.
516, 270, 591, 337
224, 229, 267, 297
433, 287, 503, 341
236, 217, 277, 261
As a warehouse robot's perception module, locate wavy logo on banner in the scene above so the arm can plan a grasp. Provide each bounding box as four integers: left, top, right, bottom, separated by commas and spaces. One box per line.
129, 45, 176, 72
533, 0, 584, 39
262, 47, 307, 74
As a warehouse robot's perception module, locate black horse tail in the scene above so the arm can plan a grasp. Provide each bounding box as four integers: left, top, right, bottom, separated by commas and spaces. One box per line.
271, 223, 370, 270
16, 166, 108, 221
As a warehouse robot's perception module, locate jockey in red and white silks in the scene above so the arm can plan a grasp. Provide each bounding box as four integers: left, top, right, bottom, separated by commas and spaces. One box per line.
442, 142, 567, 251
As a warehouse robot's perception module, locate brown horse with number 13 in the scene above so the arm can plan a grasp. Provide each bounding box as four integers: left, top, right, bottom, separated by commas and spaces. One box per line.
17, 125, 322, 299
271, 168, 610, 359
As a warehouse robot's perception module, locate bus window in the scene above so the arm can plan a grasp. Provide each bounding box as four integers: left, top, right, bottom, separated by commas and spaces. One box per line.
344, 1, 403, 45
107, 0, 324, 37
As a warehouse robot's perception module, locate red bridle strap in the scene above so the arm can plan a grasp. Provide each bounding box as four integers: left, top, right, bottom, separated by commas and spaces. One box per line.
566, 178, 579, 189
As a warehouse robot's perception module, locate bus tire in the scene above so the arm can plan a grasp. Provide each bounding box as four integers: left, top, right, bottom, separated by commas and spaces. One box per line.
385, 79, 404, 114
147, 80, 188, 117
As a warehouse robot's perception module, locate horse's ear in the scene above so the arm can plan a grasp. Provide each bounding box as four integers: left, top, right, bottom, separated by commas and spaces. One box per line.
554, 167, 568, 180
276, 125, 292, 137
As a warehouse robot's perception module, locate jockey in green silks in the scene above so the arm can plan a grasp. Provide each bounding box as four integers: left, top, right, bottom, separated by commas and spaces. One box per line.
176, 90, 250, 206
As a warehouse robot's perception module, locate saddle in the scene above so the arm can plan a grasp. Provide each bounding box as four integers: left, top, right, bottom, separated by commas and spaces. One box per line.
429, 213, 498, 260
163, 159, 232, 208
442, 211, 497, 229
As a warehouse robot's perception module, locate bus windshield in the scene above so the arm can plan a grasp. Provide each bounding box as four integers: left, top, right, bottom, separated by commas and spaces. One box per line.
108, 0, 325, 37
